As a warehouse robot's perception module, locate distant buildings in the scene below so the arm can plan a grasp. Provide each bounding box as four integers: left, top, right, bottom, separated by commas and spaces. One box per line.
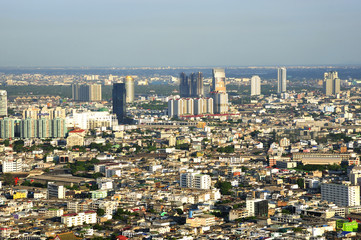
212, 92, 228, 114
251, 75, 261, 96
0, 90, 7, 116
72, 84, 102, 102
47, 182, 65, 199
112, 83, 126, 124
211, 68, 228, 114
179, 72, 204, 98
323, 71, 341, 96
20, 118, 67, 138
277, 67, 287, 93
321, 183, 360, 207
68, 111, 116, 130
61, 211, 97, 227
125, 76, 135, 103
0, 117, 15, 139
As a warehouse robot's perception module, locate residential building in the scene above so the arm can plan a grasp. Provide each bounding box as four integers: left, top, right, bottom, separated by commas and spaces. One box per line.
180, 172, 211, 189
0, 90, 7, 116
321, 183, 360, 206
212, 68, 226, 93
125, 76, 135, 103
323, 71, 341, 96
48, 182, 65, 199
61, 211, 97, 227
246, 199, 268, 217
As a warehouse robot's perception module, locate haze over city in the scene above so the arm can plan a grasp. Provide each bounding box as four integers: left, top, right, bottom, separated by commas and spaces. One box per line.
1, 0, 361, 67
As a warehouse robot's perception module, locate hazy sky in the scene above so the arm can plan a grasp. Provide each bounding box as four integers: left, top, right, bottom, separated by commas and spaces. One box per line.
1, 0, 361, 67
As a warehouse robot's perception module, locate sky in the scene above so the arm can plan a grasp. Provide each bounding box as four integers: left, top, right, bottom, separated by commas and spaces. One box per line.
0, 0, 361, 67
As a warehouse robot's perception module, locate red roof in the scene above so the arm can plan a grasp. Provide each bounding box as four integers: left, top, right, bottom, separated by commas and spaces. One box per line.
69, 129, 85, 133
116, 236, 128, 240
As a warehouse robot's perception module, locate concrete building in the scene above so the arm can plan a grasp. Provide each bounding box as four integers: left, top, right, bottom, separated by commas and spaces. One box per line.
72, 84, 102, 102
321, 183, 360, 206
277, 67, 287, 93
2, 158, 22, 173
212, 92, 228, 114
246, 199, 269, 217
125, 76, 135, 103
212, 68, 226, 93
0, 117, 15, 139
0, 90, 7, 116
61, 211, 97, 227
168, 98, 213, 118
251, 75, 261, 96
47, 182, 65, 199
323, 71, 341, 96
180, 172, 211, 189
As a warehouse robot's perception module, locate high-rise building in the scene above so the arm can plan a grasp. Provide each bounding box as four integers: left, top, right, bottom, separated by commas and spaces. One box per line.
190, 72, 204, 97
72, 84, 102, 102
48, 182, 65, 199
212, 68, 226, 93
323, 71, 341, 96
251, 75, 261, 96
180, 72, 204, 98
124, 76, 135, 103
168, 98, 213, 118
213, 92, 228, 114
277, 67, 287, 93
0, 90, 7, 116
0, 117, 15, 139
112, 83, 126, 124
321, 183, 360, 206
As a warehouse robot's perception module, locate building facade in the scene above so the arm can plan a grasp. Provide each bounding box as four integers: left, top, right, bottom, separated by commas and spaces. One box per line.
251, 75, 261, 96
112, 83, 126, 124
277, 67, 287, 93
323, 71, 341, 96
321, 183, 360, 206
125, 76, 135, 103
0, 90, 7, 116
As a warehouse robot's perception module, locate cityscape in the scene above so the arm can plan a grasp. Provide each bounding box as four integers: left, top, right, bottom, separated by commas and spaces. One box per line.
1, 0, 361, 240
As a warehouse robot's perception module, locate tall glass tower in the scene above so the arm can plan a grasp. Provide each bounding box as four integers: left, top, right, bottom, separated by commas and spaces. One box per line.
113, 83, 126, 124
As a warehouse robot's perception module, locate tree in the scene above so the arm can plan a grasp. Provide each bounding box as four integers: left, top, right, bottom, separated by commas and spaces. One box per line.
2, 173, 15, 186
97, 208, 105, 216
215, 181, 233, 195
297, 178, 304, 189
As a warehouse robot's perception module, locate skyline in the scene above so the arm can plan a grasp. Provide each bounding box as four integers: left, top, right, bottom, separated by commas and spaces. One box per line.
1, 0, 361, 67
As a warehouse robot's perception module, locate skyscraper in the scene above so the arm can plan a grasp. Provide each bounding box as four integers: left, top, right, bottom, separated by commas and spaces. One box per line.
277, 67, 287, 93
112, 83, 126, 124
212, 68, 226, 93
251, 75, 261, 96
190, 72, 204, 97
0, 90, 8, 116
124, 76, 135, 103
179, 72, 204, 98
323, 71, 341, 96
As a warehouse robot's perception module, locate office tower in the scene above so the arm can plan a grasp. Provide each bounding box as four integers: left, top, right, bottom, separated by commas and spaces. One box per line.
203, 83, 211, 97
277, 67, 287, 93
72, 84, 102, 101
0, 117, 15, 139
212, 68, 226, 93
190, 72, 204, 97
112, 83, 126, 124
180, 172, 211, 189
124, 76, 135, 103
213, 92, 228, 114
251, 75, 261, 96
323, 71, 341, 96
321, 183, 360, 206
246, 199, 269, 217
0, 90, 7, 116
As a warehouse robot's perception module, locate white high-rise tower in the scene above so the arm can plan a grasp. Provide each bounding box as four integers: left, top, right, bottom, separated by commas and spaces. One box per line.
0, 90, 8, 116
251, 75, 261, 96
277, 67, 287, 93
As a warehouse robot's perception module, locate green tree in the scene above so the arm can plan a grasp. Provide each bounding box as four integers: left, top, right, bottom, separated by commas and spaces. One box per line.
2, 173, 15, 186
215, 181, 233, 195
297, 178, 304, 189
96, 208, 105, 216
